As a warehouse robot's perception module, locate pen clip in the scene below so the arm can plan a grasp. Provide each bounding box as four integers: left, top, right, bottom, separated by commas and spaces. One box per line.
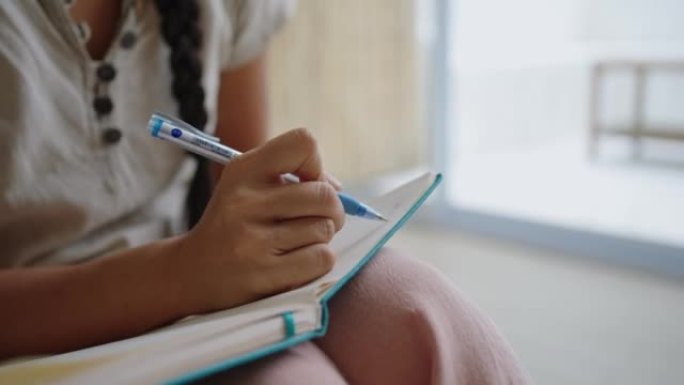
153, 112, 220, 142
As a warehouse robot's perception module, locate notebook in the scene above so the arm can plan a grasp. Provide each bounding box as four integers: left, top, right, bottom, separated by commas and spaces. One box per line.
0, 172, 442, 384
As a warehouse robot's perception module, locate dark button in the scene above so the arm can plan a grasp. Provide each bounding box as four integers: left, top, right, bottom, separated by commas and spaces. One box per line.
96, 63, 116, 82
102, 128, 122, 145
120, 31, 137, 49
93, 96, 113, 115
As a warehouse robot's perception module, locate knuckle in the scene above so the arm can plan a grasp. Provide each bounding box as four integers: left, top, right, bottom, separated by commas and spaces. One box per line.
315, 245, 336, 272
318, 219, 335, 242
332, 199, 346, 231
291, 128, 319, 160
314, 182, 337, 206
311, 182, 345, 231
291, 127, 317, 149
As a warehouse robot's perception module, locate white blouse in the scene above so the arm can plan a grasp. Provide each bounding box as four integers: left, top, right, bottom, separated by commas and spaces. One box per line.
0, 0, 294, 267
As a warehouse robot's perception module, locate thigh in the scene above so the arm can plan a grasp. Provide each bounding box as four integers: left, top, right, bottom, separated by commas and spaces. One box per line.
315, 248, 529, 385
198, 342, 348, 385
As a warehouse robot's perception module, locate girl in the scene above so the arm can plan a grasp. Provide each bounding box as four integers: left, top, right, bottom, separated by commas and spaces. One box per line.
0, 1, 528, 383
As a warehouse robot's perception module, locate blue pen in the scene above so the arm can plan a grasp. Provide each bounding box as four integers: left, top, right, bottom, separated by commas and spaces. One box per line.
148, 113, 387, 221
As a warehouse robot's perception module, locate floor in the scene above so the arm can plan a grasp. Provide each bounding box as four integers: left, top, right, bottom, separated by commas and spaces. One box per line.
388, 224, 684, 385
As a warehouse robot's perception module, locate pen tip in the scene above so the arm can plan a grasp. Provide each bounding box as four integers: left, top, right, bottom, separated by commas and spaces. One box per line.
359, 204, 387, 222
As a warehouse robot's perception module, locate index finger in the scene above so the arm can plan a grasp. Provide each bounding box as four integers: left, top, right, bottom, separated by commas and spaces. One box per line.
241, 128, 324, 184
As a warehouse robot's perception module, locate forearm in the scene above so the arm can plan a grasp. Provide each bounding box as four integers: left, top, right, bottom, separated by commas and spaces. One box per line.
212, 55, 270, 181
216, 56, 269, 151
0, 236, 191, 358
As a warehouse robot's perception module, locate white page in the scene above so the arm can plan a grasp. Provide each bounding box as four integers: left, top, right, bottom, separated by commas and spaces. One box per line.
53, 309, 319, 385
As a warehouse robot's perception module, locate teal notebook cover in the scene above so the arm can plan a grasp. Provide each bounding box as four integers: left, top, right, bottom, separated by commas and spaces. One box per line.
166, 173, 442, 385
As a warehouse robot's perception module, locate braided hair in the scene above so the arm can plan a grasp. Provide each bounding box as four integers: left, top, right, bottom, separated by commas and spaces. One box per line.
155, 0, 211, 229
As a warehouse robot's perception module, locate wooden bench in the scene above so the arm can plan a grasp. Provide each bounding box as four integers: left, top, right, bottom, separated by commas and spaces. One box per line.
588, 60, 684, 158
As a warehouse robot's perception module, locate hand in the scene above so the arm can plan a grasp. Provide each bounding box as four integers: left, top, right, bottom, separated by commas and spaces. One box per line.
172, 128, 345, 313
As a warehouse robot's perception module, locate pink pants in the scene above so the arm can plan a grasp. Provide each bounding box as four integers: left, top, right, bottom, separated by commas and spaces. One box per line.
202, 249, 529, 385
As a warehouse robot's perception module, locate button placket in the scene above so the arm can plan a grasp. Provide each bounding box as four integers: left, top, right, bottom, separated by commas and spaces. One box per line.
91, 2, 142, 148
92, 61, 120, 146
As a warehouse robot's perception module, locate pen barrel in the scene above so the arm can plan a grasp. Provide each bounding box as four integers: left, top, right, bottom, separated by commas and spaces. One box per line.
150, 115, 239, 164
164, 134, 229, 164
338, 192, 367, 217
149, 113, 384, 220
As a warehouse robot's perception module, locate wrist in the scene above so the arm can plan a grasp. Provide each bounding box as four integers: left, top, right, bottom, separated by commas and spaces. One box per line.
74, 236, 201, 335
100, 234, 201, 321
158, 232, 208, 317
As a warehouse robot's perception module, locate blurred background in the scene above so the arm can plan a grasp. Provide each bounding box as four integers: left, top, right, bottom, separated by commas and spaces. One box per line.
266, 0, 684, 383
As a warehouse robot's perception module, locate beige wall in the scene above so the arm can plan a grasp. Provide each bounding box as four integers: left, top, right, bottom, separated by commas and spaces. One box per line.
267, 0, 427, 181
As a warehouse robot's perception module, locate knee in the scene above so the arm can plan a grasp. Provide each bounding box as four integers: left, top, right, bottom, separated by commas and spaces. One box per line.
336, 247, 506, 355
344, 247, 460, 310
352, 248, 504, 345
336, 249, 529, 384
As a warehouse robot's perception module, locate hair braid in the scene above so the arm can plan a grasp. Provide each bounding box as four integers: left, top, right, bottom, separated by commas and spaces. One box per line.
155, 0, 211, 229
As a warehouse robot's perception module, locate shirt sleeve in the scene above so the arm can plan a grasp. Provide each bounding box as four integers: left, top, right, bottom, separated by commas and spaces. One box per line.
220, 0, 296, 71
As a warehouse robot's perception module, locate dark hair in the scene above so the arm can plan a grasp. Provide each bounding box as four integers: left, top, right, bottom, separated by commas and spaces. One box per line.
155, 0, 211, 229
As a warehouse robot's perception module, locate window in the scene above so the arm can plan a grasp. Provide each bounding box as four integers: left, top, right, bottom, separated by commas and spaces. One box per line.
437, 0, 684, 272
